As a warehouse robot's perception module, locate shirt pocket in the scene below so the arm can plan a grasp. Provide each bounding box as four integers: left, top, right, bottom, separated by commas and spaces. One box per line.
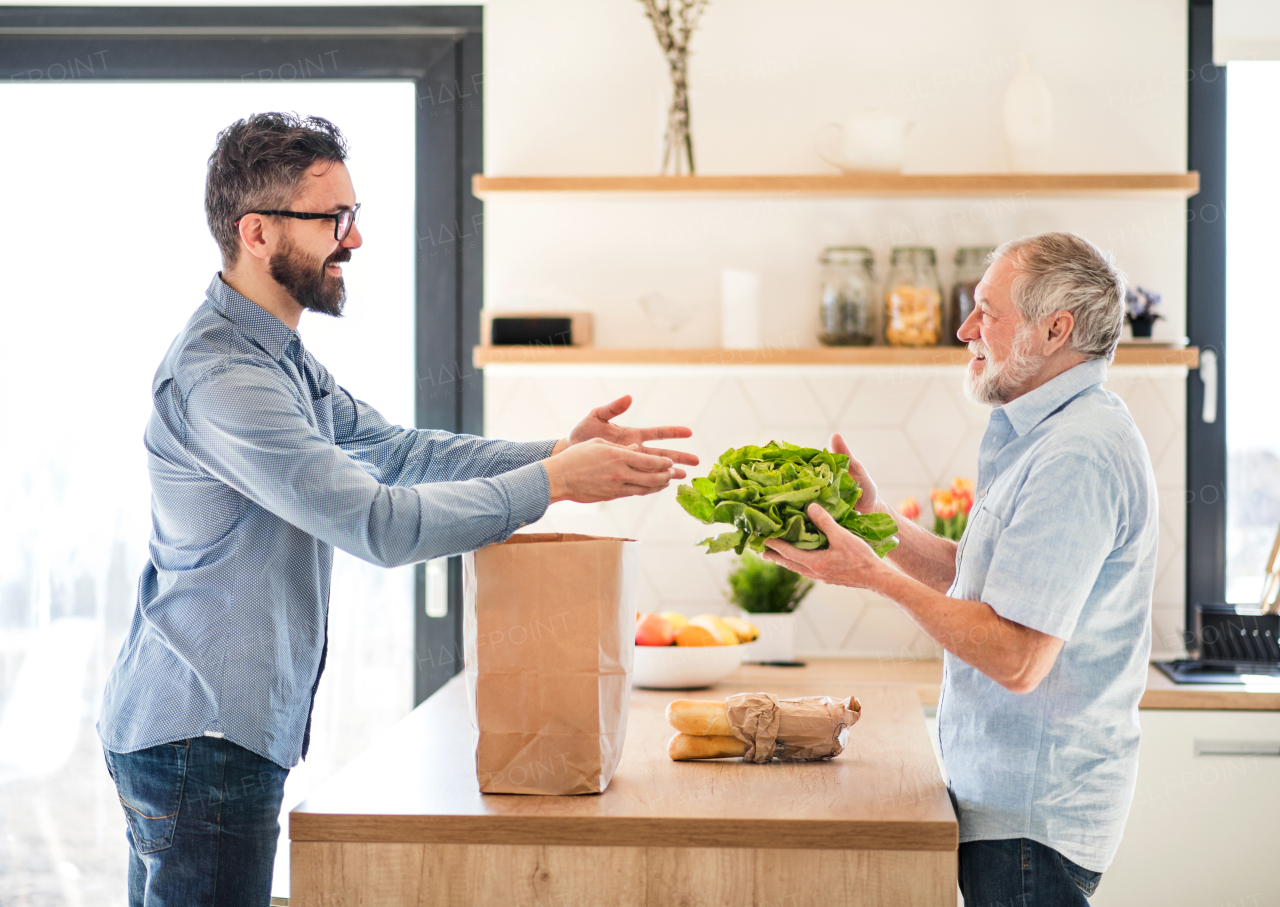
311, 391, 335, 443
953, 506, 1006, 598
105, 740, 190, 854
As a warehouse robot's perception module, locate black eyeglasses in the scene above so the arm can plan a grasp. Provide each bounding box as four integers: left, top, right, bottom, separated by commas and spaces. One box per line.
236, 202, 361, 241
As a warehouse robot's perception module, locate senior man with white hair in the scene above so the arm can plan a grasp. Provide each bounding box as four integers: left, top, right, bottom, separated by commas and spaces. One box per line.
766, 232, 1157, 906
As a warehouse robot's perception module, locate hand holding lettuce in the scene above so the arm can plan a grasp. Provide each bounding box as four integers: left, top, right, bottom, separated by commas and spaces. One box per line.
675, 441, 899, 557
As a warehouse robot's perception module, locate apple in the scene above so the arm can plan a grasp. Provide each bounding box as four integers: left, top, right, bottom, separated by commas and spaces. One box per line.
635, 612, 676, 646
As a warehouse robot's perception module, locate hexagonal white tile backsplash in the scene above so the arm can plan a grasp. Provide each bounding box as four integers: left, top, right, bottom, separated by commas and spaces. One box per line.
484, 365, 1189, 660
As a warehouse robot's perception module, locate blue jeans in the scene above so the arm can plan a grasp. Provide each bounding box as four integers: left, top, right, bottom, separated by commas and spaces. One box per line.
103, 736, 289, 907
959, 838, 1103, 907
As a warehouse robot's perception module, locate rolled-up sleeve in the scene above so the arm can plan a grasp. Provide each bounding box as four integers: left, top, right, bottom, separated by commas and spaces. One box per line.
978, 454, 1120, 640
183, 362, 549, 567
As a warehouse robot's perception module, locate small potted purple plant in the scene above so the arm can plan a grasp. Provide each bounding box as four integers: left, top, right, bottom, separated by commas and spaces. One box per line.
1125, 287, 1164, 338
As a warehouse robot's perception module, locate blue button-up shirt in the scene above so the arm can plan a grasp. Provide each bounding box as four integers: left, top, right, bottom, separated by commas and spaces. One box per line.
99, 275, 553, 768
939, 357, 1158, 873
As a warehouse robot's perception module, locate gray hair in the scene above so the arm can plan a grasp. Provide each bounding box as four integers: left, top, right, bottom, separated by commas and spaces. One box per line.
990, 232, 1126, 363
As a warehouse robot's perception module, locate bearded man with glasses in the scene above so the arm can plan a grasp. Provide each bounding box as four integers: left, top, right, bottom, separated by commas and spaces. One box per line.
96, 112, 697, 907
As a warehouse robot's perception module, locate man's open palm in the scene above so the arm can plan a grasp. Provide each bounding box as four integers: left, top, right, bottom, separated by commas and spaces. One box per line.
569, 395, 700, 468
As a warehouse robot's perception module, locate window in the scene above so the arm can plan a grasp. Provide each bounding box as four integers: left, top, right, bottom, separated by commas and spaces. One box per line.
1224, 62, 1280, 603
0, 8, 482, 901
0, 77, 416, 904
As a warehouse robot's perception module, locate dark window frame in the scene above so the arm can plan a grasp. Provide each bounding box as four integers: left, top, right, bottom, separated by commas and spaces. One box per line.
0, 4, 482, 703
1186, 0, 1228, 639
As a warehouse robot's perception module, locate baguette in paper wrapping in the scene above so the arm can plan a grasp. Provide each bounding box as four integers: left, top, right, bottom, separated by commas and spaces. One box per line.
666, 699, 733, 737
667, 733, 746, 760
666, 693, 861, 762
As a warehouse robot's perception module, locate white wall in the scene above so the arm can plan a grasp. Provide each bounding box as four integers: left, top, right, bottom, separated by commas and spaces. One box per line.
485, 364, 1189, 660
486, 0, 1187, 177
484, 0, 1190, 344
482, 0, 1193, 657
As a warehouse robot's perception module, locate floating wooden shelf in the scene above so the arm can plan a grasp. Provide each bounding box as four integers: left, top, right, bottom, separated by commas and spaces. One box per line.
473, 345, 1199, 368
473, 172, 1200, 199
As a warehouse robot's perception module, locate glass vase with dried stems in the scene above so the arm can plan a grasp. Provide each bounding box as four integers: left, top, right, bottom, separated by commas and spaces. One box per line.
639, 0, 709, 176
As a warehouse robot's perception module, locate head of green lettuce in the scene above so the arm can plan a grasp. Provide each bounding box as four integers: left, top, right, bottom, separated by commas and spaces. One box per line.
676, 441, 899, 557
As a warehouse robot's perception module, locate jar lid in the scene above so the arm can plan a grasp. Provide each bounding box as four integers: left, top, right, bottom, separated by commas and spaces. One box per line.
889, 246, 937, 264
819, 246, 873, 264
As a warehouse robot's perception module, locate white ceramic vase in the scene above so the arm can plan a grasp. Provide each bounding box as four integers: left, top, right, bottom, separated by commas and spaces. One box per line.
1003, 51, 1054, 173
739, 611, 796, 663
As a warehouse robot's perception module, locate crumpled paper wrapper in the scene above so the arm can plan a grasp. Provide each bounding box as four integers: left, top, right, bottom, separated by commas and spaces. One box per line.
724, 692, 861, 763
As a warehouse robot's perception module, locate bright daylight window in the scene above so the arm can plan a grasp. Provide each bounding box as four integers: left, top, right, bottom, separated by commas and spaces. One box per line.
0, 81, 416, 903
1225, 62, 1280, 603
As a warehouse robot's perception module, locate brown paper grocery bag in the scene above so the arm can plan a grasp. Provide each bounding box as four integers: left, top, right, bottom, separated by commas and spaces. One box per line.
463, 533, 637, 795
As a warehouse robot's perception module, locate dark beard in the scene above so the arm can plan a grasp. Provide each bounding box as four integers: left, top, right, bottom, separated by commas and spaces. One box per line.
269, 235, 349, 317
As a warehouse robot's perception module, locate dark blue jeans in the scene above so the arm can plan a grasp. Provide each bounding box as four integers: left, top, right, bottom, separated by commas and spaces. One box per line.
103, 736, 288, 907
959, 838, 1103, 907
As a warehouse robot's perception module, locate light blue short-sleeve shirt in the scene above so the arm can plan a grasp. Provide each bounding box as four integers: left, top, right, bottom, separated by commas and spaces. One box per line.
939, 357, 1158, 873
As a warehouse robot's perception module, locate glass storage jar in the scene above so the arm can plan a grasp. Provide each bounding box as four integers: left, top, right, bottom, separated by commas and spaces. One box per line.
884, 246, 943, 347
948, 246, 995, 344
817, 246, 876, 346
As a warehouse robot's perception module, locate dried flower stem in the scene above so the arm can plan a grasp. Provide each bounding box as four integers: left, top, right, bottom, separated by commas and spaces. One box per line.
639, 0, 709, 175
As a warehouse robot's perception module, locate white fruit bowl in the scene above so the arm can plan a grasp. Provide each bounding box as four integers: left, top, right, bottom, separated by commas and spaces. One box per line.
631, 642, 755, 690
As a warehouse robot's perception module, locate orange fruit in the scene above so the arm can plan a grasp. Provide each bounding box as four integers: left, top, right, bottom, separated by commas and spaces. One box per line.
692, 615, 740, 646
674, 625, 719, 647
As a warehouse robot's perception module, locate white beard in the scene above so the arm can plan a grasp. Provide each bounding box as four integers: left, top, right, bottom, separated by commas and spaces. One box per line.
963, 328, 1044, 405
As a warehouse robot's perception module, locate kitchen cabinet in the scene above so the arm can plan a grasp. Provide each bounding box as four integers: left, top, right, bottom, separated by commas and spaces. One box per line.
1091, 708, 1280, 906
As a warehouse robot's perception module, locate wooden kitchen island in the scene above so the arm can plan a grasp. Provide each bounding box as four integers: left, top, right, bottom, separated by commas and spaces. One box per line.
289, 671, 956, 906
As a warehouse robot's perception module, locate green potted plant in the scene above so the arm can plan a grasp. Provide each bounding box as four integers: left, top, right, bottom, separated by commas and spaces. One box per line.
726, 552, 814, 663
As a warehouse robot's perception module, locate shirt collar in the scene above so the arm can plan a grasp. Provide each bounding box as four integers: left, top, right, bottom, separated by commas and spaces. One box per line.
205, 273, 297, 360
997, 357, 1109, 437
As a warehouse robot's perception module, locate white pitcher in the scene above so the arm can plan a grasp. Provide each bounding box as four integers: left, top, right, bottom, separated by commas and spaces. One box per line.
817, 110, 914, 173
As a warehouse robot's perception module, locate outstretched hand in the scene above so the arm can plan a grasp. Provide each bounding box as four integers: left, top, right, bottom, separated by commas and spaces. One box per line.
544, 438, 685, 504
565, 395, 699, 468
763, 502, 890, 590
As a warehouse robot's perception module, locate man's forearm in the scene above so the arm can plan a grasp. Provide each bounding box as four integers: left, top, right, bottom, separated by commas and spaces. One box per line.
764, 502, 1063, 694
873, 504, 958, 592
870, 566, 1061, 694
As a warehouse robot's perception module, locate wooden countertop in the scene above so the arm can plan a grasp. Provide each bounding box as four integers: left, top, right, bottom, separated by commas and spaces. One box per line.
1139, 663, 1280, 710
734, 658, 948, 707
732, 658, 1280, 710
290, 675, 956, 852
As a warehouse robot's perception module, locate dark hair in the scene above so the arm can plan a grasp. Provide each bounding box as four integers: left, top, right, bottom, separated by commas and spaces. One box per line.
205, 112, 348, 267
